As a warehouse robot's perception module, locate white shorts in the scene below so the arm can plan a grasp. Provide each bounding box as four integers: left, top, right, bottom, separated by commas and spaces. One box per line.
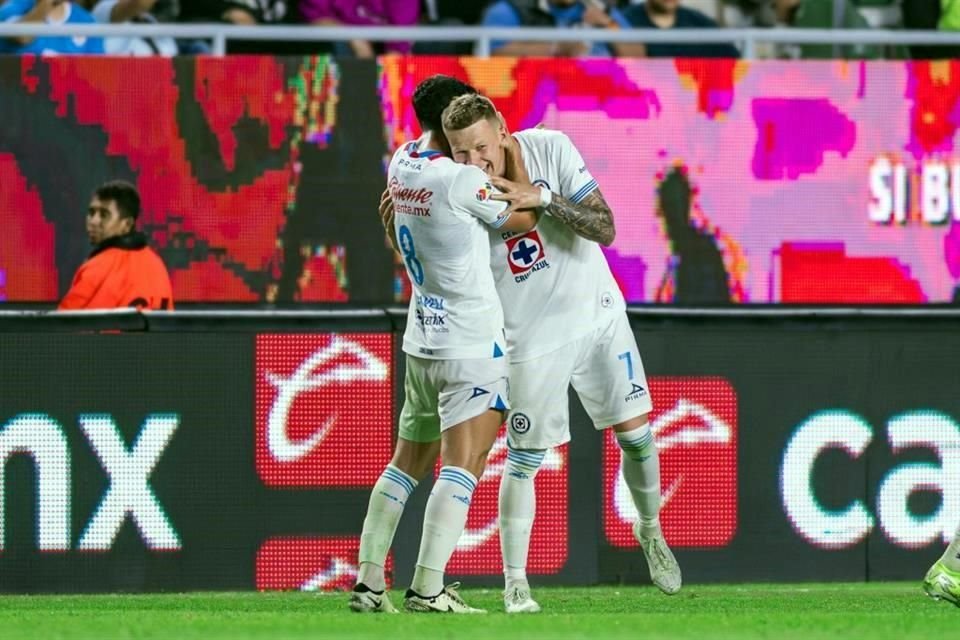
398, 354, 510, 443
506, 313, 653, 450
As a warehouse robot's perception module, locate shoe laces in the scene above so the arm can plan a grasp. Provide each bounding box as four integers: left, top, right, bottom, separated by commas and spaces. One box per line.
505, 585, 530, 604
643, 535, 671, 570
443, 582, 468, 606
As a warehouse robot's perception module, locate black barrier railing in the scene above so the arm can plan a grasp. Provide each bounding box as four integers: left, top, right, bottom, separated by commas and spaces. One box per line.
0, 309, 956, 592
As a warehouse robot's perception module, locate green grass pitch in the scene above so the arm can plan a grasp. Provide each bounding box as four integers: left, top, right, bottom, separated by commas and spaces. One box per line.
0, 583, 953, 639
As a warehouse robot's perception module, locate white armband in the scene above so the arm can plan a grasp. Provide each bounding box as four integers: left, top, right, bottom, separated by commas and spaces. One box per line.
539, 186, 552, 208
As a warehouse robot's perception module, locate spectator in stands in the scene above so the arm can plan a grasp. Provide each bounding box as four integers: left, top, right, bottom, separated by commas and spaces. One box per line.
415, 0, 488, 54
624, 1, 739, 57
422, 0, 487, 26
298, 1, 420, 57
772, 0, 878, 59
81, 0, 178, 55
177, 0, 286, 53
0, 0, 104, 54
178, 0, 285, 25
482, 0, 646, 58
59, 181, 174, 311
902, 0, 960, 60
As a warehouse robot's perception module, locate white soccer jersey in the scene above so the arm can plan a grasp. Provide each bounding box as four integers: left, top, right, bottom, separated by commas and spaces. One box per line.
390, 139, 511, 360
491, 128, 626, 362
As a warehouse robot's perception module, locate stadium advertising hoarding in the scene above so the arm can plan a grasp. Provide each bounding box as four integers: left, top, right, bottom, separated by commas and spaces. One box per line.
4, 56, 960, 305
0, 319, 954, 591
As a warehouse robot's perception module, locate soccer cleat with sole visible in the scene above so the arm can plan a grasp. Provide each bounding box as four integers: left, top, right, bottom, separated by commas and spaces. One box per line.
634, 521, 682, 595
404, 582, 486, 613
349, 584, 399, 613
923, 561, 960, 607
503, 584, 541, 614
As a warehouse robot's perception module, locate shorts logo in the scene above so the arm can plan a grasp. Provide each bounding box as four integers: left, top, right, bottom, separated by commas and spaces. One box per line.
506, 230, 549, 280
626, 383, 647, 401
510, 412, 531, 434
470, 387, 490, 399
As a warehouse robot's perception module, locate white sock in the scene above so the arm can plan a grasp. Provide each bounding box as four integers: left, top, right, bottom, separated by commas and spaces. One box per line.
941, 522, 960, 572
356, 464, 417, 592
616, 424, 662, 537
499, 445, 546, 588
410, 466, 477, 597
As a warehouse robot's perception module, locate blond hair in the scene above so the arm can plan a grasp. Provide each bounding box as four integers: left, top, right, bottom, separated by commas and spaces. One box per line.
441, 94, 498, 132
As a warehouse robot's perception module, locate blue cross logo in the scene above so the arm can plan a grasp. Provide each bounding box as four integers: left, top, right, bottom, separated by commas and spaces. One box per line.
511, 240, 538, 266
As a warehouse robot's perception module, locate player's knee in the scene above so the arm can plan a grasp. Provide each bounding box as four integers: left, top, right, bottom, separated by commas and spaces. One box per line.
615, 423, 656, 462
505, 443, 547, 481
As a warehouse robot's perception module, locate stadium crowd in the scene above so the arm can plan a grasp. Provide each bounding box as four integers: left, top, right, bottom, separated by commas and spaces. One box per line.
0, 0, 955, 59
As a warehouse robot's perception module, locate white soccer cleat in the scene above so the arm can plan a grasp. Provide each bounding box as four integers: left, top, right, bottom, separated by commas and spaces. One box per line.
503, 584, 541, 614
923, 560, 960, 607
348, 584, 399, 613
634, 521, 682, 595
404, 582, 486, 614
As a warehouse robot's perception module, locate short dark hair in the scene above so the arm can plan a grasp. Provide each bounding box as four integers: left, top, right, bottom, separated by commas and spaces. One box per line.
412, 75, 477, 133
441, 93, 499, 132
95, 180, 140, 221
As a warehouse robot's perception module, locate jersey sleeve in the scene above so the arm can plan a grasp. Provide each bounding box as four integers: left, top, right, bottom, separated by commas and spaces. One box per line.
0, 0, 31, 21
554, 133, 599, 204
449, 165, 511, 229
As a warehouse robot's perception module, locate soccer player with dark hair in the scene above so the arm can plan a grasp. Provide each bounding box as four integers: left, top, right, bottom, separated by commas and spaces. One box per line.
58, 180, 173, 311
350, 75, 537, 614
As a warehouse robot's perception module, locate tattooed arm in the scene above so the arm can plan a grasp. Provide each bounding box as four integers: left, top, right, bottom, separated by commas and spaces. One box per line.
489, 176, 616, 246
542, 188, 616, 246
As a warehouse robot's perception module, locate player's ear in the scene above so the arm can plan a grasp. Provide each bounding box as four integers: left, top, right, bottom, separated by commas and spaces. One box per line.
435, 132, 452, 156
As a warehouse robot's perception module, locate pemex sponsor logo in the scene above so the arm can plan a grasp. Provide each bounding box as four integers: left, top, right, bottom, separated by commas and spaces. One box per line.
255, 334, 394, 487
603, 377, 738, 548
441, 432, 568, 575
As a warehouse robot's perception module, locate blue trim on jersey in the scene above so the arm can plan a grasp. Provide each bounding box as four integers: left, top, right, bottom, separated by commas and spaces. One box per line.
488, 211, 511, 229
493, 342, 504, 358
493, 394, 507, 411
570, 179, 599, 204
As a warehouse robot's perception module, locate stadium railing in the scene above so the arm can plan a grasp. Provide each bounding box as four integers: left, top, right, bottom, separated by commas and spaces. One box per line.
1, 24, 960, 59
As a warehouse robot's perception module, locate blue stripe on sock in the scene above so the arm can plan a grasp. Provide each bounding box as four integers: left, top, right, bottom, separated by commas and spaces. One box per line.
439, 471, 477, 492
508, 447, 545, 459
618, 433, 652, 446
384, 467, 415, 490
439, 467, 477, 485
438, 468, 477, 492
508, 450, 546, 465
437, 474, 476, 494
383, 468, 415, 495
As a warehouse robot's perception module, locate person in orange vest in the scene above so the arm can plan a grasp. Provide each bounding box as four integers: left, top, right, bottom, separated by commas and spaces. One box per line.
58, 180, 173, 311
